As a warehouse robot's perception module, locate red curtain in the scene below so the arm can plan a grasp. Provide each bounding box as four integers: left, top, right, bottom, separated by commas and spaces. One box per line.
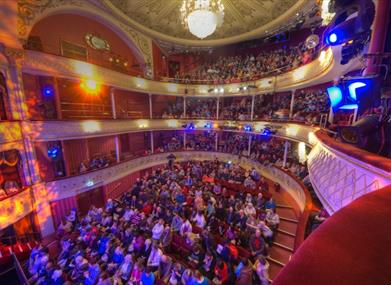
49, 196, 77, 228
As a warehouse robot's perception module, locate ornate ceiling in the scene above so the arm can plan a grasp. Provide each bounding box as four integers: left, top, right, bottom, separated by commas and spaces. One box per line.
106, 0, 311, 46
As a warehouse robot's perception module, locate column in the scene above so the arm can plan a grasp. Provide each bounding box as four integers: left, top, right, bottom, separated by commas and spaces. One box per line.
328, 107, 334, 124
183, 132, 187, 150
183, 96, 187, 118
247, 135, 252, 156
149, 93, 153, 119
150, 131, 154, 153
289, 90, 295, 119
283, 140, 289, 168
114, 135, 120, 162
53, 78, 62, 120
32, 183, 55, 237
215, 132, 219, 151
250, 95, 255, 121
364, 0, 391, 75
110, 87, 117, 119
216, 96, 220, 120
1, 47, 28, 120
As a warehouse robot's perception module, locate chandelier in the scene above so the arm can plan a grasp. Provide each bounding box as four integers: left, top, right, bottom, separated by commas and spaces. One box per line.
180, 0, 225, 39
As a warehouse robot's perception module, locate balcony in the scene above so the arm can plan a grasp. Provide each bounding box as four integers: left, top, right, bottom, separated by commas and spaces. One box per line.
22, 46, 358, 97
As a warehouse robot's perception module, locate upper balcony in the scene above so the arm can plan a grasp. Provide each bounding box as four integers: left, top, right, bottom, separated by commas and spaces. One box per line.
22, 44, 360, 97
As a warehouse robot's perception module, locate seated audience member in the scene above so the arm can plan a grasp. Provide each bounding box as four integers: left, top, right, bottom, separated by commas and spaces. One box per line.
249, 229, 266, 257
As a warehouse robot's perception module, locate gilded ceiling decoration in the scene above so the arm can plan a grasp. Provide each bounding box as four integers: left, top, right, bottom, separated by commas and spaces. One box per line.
108, 0, 305, 42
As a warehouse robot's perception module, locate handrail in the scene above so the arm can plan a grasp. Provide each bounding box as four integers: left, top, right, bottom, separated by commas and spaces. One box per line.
274, 166, 314, 251
12, 253, 29, 285
315, 130, 391, 173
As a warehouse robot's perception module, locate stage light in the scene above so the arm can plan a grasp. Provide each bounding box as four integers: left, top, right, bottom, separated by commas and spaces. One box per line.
86, 180, 94, 187
43, 86, 54, 96
47, 145, 60, 159
261, 128, 272, 137
213, 123, 219, 129
81, 79, 99, 93
339, 104, 358, 110
328, 32, 337, 44
243, 124, 252, 132
184, 122, 195, 131
243, 86, 247, 91
219, 88, 224, 93
204, 122, 212, 129
327, 86, 343, 111
348, 82, 366, 101
214, 88, 218, 93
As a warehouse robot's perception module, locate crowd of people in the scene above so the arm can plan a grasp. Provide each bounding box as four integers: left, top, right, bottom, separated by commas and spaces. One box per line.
156, 88, 329, 125
292, 89, 329, 124
29, 159, 284, 285
173, 43, 317, 84
78, 155, 112, 175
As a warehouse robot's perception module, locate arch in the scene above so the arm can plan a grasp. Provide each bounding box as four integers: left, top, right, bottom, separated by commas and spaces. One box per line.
19, 4, 150, 73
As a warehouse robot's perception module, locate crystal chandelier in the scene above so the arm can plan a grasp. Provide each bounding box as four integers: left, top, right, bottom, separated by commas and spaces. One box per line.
180, 0, 225, 39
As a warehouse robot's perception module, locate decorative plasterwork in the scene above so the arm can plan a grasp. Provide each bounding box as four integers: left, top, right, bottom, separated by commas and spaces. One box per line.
105, 0, 310, 46
0, 189, 33, 230
307, 138, 391, 214
22, 47, 345, 96
24, 120, 316, 145
17, 0, 153, 73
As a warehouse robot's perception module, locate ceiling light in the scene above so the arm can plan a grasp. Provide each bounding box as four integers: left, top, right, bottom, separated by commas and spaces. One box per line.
180, 0, 225, 39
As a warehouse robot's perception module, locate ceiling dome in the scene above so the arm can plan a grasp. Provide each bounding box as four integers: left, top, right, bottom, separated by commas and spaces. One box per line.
106, 0, 310, 46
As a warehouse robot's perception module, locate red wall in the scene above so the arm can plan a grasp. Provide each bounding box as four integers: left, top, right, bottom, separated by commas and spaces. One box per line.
63, 139, 89, 175
103, 171, 141, 200
29, 14, 143, 76
87, 136, 116, 160
114, 89, 150, 119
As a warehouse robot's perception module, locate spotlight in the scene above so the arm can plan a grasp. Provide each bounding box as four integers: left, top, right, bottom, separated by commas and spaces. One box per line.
328, 32, 338, 44
243, 124, 252, 132
42, 86, 54, 96
183, 122, 195, 131
219, 88, 224, 93
204, 122, 212, 129
243, 86, 247, 91
47, 145, 60, 159
214, 88, 218, 93
81, 79, 99, 93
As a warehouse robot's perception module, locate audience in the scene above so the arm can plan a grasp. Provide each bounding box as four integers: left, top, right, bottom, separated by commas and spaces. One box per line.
173, 43, 317, 84
28, 157, 289, 285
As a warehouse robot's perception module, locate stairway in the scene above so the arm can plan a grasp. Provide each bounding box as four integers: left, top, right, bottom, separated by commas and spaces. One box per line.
266, 187, 301, 282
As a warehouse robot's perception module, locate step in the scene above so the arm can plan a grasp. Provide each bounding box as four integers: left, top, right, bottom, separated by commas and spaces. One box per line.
276, 207, 298, 220
273, 241, 294, 252
269, 246, 292, 265
277, 228, 296, 237
274, 231, 296, 249
279, 220, 298, 234
280, 216, 299, 223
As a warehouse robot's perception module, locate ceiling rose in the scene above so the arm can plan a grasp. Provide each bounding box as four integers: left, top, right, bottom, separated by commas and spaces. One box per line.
180, 0, 225, 39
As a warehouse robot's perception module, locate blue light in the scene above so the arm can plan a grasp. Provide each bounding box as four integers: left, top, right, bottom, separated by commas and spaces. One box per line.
186, 122, 195, 131
86, 180, 94, 187
327, 86, 343, 109
261, 128, 271, 137
340, 104, 358, 110
243, 124, 252, 132
348, 82, 366, 101
204, 122, 212, 129
329, 33, 337, 44
47, 146, 59, 158
43, 86, 54, 96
